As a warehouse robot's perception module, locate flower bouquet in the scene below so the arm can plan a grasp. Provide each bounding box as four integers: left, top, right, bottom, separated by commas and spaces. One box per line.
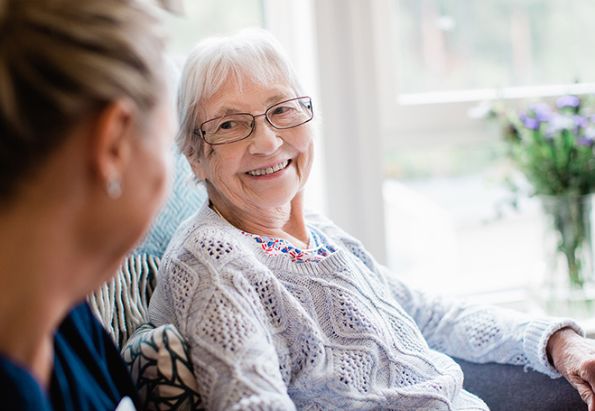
486, 95, 595, 314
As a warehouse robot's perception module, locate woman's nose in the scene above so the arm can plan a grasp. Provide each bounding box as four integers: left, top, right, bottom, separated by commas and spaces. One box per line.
248, 116, 283, 155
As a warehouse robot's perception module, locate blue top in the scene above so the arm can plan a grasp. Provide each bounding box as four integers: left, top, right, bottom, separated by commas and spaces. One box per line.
0, 302, 137, 411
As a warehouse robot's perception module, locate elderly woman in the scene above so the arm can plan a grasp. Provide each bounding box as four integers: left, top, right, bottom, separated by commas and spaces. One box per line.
0, 0, 174, 409
149, 29, 595, 410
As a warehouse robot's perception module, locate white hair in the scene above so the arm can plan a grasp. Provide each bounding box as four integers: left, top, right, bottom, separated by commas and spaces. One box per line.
177, 28, 305, 161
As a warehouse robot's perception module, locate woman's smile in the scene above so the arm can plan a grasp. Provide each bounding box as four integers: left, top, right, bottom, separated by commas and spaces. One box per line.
246, 159, 291, 177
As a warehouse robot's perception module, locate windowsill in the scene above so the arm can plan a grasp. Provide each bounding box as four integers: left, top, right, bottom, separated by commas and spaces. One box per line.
383, 176, 595, 337
397, 82, 595, 106
384, 175, 544, 296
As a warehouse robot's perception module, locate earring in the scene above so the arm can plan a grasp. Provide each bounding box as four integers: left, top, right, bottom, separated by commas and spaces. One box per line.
106, 177, 122, 199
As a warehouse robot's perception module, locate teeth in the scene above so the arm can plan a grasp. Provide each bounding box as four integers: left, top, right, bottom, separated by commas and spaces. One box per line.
247, 160, 289, 176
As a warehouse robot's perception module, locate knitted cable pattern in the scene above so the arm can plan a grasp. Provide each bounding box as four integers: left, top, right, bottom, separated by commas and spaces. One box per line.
149, 205, 582, 411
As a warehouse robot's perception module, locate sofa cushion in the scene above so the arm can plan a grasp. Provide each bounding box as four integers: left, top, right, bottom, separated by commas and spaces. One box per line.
122, 323, 202, 410
136, 150, 207, 258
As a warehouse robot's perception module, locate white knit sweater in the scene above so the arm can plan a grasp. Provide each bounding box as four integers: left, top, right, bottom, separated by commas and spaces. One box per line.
149, 205, 581, 411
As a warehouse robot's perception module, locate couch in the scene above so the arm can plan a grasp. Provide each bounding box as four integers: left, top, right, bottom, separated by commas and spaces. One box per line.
88, 152, 587, 411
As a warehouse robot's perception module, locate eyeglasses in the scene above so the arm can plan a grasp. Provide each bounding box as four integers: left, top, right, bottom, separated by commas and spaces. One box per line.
194, 96, 313, 146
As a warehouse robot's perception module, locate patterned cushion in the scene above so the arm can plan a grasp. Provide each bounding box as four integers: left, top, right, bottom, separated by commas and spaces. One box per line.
122, 323, 203, 410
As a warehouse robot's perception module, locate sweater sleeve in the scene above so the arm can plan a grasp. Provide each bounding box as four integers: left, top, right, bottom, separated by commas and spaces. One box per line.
380, 264, 584, 377
338, 230, 584, 378
160, 253, 296, 411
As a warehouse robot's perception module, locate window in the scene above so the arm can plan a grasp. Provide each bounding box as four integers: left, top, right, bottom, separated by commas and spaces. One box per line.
381, 0, 595, 302
162, 0, 265, 59
394, 0, 595, 97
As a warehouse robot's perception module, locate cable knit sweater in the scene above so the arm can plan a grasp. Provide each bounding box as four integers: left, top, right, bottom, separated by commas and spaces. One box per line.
149, 205, 582, 411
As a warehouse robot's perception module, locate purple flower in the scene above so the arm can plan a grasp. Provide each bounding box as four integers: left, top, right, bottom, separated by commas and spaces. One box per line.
520, 113, 539, 130
556, 95, 581, 110
549, 113, 574, 132
574, 115, 588, 128
577, 126, 595, 146
529, 103, 553, 122
573, 115, 588, 134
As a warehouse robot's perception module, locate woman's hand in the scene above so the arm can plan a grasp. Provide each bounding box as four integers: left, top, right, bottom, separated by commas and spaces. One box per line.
548, 327, 595, 410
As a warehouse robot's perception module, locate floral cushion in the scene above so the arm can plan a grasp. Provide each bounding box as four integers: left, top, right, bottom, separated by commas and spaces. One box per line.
121, 323, 203, 410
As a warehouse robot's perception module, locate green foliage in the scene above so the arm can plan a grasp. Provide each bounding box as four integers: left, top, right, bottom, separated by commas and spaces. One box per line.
493, 96, 595, 196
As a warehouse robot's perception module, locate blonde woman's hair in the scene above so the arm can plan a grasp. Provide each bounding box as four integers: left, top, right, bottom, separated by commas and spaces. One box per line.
0, 0, 167, 201
177, 28, 305, 163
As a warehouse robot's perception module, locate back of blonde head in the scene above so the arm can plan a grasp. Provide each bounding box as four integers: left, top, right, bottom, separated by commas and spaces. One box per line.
177, 29, 305, 161
0, 0, 166, 202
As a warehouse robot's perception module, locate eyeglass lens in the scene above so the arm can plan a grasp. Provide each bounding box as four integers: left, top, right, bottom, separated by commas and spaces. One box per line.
201, 97, 312, 145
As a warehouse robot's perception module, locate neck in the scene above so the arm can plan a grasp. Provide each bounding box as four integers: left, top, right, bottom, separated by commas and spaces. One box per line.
0, 193, 106, 387
208, 191, 309, 248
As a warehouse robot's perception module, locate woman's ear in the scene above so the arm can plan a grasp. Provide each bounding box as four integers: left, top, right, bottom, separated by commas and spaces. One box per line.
89, 99, 136, 194
185, 147, 208, 182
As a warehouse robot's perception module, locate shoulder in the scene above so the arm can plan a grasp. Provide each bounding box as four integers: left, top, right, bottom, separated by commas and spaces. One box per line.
56, 302, 108, 349
305, 208, 359, 245
51, 302, 137, 409
55, 301, 135, 371
305, 209, 376, 269
157, 205, 268, 323
163, 203, 254, 270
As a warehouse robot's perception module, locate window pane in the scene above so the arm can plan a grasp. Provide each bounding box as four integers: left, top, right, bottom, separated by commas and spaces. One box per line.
383, 141, 546, 297
395, 0, 595, 94
384, 175, 544, 298
163, 0, 265, 57
383, 140, 545, 298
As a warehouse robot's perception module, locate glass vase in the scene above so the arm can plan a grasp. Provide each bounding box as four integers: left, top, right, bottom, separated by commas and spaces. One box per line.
538, 193, 595, 318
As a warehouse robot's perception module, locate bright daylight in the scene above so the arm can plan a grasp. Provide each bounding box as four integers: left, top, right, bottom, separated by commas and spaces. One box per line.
3, 0, 595, 410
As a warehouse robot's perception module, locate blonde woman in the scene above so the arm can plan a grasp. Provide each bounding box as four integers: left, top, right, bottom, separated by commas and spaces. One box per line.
0, 0, 174, 409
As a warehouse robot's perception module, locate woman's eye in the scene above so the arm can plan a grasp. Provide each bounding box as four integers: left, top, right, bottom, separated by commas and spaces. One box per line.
271, 105, 294, 116
218, 120, 236, 131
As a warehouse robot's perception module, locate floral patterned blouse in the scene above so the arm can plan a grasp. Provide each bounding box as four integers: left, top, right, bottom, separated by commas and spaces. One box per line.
241, 226, 337, 263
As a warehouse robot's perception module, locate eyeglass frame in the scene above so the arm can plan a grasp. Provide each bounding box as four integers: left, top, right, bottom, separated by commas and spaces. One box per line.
193, 96, 314, 146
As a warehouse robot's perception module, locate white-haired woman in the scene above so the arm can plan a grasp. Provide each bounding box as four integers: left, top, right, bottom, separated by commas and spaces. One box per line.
149, 29, 595, 410
0, 0, 174, 409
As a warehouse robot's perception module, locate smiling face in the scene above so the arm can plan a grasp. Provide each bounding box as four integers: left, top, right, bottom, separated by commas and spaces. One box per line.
192, 74, 314, 217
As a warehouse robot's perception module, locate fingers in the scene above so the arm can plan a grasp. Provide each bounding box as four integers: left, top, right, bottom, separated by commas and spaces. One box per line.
578, 360, 595, 410
575, 379, 594, 410
589, 384, 595, 411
